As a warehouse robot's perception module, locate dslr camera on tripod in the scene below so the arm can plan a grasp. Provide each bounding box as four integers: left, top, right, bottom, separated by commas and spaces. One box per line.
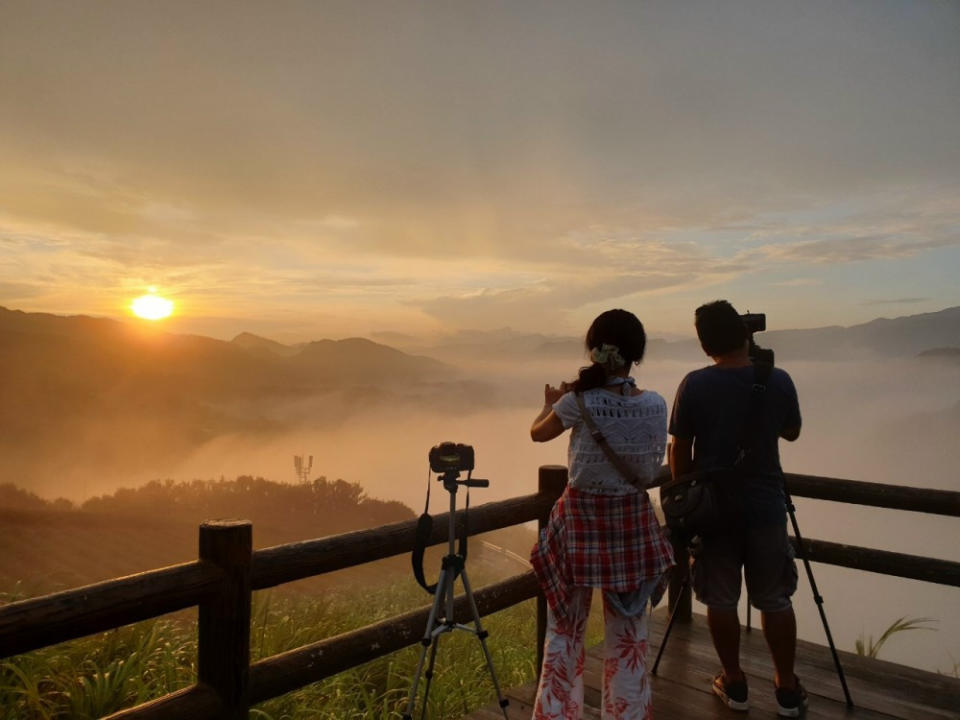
428, 441, 475, 474
406, 443, 509, 719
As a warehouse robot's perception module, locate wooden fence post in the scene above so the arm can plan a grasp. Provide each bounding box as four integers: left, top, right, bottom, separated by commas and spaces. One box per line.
536, 465, 568, 676
198, 520, 252, 719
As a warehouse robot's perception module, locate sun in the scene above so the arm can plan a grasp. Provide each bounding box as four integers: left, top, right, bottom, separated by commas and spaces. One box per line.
131, 292, 174, 320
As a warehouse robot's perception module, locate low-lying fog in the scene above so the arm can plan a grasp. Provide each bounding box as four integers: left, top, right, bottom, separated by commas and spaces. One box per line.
18, 351, 960, 673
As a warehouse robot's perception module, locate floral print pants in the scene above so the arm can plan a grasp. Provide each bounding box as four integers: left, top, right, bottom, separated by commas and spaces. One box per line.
532, 587, 653, 720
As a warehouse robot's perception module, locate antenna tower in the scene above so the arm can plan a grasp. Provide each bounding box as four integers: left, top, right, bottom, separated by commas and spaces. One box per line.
293, 454, 314, 483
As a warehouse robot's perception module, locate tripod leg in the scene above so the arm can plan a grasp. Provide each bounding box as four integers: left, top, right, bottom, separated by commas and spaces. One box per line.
652, 575, 688, 676
459, 568, 511, 719
403, 568, 448, 720
786, 495, 854, 709
418, 635, 441, 720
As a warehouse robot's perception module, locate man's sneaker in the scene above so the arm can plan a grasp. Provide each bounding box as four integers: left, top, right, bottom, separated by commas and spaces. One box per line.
712, 672, 749, 711
775, 677, 809, 717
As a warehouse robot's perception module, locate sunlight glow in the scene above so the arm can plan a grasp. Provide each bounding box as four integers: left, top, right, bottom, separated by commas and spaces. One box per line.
131, 294, 174, 320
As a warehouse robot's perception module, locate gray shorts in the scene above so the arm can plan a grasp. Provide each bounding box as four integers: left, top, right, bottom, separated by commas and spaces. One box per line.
690, 522, 798, 613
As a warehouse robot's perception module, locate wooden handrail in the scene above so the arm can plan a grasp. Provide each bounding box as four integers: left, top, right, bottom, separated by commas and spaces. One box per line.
248, 572, 540, 705
650, 466, 960, 518
103, 683, 221, 720
0, 560, 222, 659
251, 491, 554, 590
785, 473, 960, 517
794, 537, 960, 587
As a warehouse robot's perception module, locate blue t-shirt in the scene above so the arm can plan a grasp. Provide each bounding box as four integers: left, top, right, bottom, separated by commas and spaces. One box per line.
669, 364, 801, 525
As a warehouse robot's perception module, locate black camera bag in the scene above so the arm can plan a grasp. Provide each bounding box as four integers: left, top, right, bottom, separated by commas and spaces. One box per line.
660, 362, 772, 536
660, 468, 733, 535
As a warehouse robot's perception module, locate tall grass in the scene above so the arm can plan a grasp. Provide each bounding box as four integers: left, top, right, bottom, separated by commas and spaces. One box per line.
1, 577, 602, 719
244, 581, 545, 720
0, 618, 197, 719
855, 616, 936, 660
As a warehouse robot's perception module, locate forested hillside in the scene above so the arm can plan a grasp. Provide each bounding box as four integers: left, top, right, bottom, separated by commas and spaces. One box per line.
0, 475, 414, 596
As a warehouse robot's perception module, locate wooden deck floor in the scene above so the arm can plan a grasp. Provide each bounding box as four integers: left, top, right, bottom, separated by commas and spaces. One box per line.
465, 611, 960, 719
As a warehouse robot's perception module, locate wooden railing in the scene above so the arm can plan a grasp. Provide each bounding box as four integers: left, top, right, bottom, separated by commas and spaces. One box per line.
1, 466, 958, 719
665, 471, 960, 620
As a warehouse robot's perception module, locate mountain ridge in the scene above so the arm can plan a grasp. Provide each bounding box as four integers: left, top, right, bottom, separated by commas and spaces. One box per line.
8, 303, 957, 360
525, 305, 960, 362
0, 306, 459, 495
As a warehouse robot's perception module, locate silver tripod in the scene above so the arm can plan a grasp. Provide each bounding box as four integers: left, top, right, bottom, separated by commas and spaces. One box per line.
403, 469, 510, 720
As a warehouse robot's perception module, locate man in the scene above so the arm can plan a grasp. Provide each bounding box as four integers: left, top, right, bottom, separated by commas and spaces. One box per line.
668, 300, 806, 717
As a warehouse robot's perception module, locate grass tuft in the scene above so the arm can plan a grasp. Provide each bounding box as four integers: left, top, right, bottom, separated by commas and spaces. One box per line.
855, 616, 937, 660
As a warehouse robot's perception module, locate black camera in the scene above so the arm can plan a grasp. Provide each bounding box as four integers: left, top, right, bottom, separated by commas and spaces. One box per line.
740, 312, 766, 334
741, 312, 774, 365
429, 442, 475, 474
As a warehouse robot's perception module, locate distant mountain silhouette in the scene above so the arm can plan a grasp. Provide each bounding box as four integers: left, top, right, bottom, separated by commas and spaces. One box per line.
231, 331, 302, 357
0, 306, 447, 394
229, 331, 449, 377
0, 307, 453, 494
294, 337, 446, 378
748, 306, 960, 360
918, 346, 960, 364
456, 306, 960, 362
918, 346, 960, 358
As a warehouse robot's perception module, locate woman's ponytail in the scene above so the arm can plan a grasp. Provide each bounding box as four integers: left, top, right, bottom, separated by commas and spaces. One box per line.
571, 362, 607, 393
567, 309, 646, 394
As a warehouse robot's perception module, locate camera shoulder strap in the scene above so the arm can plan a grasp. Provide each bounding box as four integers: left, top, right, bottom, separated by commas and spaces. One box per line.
412, 514, 437, 594
575, 392, 646, 489
734, 361, 773, 467
412, 468, 437, 594
412, 469, 469, 595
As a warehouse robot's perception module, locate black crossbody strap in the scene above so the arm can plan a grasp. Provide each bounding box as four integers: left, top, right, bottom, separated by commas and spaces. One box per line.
734, 361, 773, 466
575, 393, 646, 489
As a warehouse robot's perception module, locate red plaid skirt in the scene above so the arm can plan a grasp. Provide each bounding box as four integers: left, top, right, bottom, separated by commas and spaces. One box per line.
530, 486, 675, 621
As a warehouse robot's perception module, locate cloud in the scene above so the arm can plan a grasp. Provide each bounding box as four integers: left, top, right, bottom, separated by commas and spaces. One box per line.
762, 234, 959, 264
772, 278, 823, 287
0, 281, 46, 301
1, 2, 958, 335
416, 272, 703, 329
735, 191, 960, 267
2, 2, 958, 251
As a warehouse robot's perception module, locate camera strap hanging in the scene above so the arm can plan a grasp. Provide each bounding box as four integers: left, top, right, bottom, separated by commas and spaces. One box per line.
412, 469, 469, 595
733, 360, 773, 470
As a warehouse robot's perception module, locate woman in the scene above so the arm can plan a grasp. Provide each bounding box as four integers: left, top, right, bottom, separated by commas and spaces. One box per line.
530, 309, 674, 720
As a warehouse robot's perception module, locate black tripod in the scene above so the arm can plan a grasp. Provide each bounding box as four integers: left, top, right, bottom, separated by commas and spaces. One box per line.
651, 494, 854, 709
402, 469, 510, 720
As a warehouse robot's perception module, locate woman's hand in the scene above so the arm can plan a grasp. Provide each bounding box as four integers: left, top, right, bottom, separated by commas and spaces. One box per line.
531, 381, 569, 442
544, 383, 566, 405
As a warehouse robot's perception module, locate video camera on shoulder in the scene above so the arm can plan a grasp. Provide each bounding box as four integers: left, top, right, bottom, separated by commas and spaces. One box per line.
740, 312, 775, 366
740, 312, 765, 334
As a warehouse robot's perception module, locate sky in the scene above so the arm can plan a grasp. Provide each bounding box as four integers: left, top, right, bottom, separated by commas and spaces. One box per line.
1, 0, 958, 341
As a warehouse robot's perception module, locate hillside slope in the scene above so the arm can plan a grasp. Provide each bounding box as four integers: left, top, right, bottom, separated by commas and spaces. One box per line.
0, 476, 415, 597
0, 307, 453, 493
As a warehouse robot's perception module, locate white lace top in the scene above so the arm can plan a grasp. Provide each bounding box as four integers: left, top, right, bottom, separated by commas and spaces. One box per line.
553, 387, 667, 495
